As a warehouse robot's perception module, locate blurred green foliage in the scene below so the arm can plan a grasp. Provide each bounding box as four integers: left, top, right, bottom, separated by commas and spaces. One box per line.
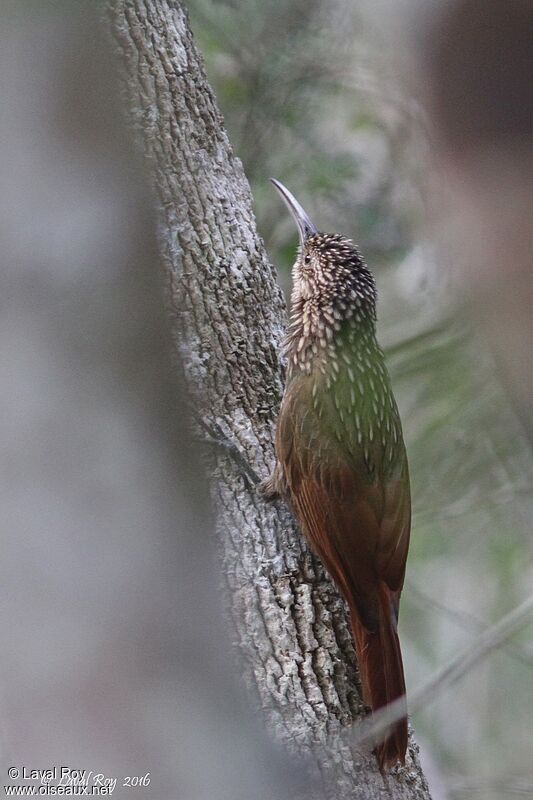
189, 0, 421, 275
188, 1, 533, 795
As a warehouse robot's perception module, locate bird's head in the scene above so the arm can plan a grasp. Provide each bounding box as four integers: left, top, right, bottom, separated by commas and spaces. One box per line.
271, 178, 376, 319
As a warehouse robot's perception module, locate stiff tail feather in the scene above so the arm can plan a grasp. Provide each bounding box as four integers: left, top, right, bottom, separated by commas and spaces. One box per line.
351, 582, 408, 769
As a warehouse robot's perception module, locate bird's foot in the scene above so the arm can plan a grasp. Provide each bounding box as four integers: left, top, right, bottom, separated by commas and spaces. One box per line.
258, 463, 286, 502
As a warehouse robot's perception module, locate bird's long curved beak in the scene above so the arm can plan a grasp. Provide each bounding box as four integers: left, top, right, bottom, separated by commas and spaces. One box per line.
270, 178, 318, 245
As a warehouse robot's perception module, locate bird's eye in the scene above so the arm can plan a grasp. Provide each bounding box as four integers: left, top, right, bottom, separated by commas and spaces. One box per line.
304, 254, 311, 265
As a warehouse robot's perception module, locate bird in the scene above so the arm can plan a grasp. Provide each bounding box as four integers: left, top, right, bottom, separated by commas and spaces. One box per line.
262, 178, 411, 769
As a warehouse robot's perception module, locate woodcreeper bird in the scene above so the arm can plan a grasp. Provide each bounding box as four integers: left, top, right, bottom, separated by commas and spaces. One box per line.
263, 179, 410, 768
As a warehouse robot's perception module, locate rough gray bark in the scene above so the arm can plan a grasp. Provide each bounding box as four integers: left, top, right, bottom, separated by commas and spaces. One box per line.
107, 2, 432, 798
1, 8, 301, 800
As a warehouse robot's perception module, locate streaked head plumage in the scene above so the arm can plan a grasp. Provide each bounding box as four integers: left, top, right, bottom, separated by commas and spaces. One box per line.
296, 232, 376, 313
271, 178, 376, 315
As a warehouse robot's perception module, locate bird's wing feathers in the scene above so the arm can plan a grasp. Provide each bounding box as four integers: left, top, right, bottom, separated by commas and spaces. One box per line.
277, 382, 410, 629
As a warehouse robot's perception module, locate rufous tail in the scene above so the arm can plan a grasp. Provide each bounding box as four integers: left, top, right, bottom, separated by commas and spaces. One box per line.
351, 582, 408, 769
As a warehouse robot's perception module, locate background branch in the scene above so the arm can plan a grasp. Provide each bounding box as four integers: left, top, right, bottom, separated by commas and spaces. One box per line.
354, 594, 533, 751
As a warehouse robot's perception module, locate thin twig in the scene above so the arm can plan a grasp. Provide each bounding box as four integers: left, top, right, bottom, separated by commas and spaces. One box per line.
352, 593, 533, 751
407, 581, 533, 667
192, 413, 263, 488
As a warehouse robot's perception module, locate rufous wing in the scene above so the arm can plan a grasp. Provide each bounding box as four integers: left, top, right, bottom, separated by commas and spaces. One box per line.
276, 385, 410, 767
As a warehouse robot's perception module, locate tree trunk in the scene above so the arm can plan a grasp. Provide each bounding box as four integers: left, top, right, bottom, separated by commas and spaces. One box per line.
107, 2, 432, 798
